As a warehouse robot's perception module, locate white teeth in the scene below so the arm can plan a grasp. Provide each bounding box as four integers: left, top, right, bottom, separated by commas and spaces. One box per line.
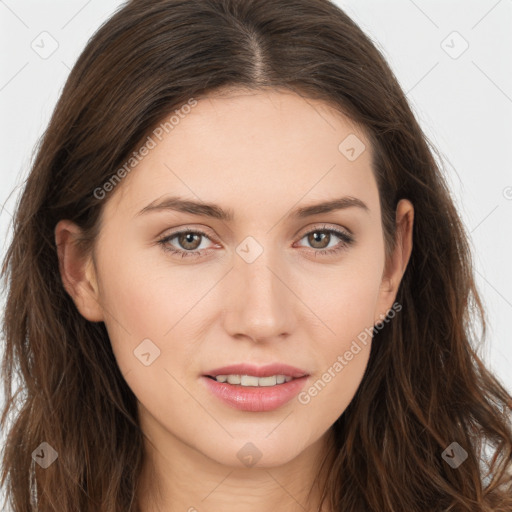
226, 375, 241, 385
214, 374, 294, 386
241, 375, 260, 386
256, 376, 277, 386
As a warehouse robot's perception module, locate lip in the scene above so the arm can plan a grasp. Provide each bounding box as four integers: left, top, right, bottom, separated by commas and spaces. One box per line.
201, 374, 310, 412
203, 363, 309, 379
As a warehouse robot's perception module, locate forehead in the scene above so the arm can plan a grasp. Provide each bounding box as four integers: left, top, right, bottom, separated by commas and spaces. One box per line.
103, 88, 377, 221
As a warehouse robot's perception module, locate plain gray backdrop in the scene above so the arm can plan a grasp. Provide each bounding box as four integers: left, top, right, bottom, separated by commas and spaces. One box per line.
1, 0, 511, 462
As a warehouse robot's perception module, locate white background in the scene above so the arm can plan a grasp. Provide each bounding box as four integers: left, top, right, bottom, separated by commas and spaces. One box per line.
1, 0, 511, 459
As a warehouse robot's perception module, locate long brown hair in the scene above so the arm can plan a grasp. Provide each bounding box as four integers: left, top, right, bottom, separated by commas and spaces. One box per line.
1, 0, 511, 510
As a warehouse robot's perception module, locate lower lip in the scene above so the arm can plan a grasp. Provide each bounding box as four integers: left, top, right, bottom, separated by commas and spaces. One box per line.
201, 375, 309, 412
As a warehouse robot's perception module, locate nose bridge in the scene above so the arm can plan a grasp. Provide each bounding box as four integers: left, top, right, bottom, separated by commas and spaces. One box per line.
224, 239, 294, 340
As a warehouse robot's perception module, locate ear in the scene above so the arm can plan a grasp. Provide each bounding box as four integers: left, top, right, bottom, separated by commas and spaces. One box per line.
54, 220, 104, 322
374, 199, 414, 324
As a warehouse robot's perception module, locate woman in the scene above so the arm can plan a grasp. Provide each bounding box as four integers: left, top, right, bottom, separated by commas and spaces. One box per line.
1, 0, 511, 510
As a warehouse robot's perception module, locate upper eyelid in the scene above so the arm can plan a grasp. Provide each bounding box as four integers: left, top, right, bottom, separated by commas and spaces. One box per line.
160, 226, 218, 244
298, 223, 352, 236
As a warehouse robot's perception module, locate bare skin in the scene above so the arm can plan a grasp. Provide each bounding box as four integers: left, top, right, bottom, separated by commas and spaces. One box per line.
55, 88, 414, 512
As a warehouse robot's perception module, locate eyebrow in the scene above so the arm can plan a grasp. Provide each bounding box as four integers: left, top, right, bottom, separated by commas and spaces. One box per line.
136, 195, 369, 221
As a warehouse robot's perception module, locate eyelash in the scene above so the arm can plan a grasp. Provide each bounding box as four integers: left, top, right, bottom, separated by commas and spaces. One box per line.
157, 224, 354, 259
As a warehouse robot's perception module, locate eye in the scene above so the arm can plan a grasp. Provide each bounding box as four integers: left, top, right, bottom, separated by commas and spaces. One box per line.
157, 224, 355, 259
294, 224, 354, 257
157, 229, 217, 258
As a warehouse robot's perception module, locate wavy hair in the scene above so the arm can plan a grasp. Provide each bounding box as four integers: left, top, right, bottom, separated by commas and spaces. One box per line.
1, 0, 511, 510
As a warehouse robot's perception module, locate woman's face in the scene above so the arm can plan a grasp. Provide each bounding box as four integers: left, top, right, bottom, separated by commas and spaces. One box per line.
57, 88, 412, 470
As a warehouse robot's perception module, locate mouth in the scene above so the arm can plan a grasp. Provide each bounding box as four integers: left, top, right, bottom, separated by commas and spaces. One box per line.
201, 363, 310, 412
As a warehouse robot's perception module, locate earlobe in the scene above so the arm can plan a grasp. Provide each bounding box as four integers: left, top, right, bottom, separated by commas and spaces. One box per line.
54, 220, 104, 322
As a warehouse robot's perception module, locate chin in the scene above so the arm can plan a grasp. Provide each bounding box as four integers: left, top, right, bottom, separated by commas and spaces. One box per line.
200, 436, 309, 469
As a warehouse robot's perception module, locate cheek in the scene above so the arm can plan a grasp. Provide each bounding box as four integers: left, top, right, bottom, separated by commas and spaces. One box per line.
96, 257, 201, 418
294, 248, 383, 344
296, 277, 376, 431
293, 254, 382, 422
93, 239, 186, 372
298, 342, 371, 437
97, 229, 195, 330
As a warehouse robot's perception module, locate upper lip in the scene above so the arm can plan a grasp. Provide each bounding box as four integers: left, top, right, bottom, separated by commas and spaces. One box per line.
204, 363, 309, 379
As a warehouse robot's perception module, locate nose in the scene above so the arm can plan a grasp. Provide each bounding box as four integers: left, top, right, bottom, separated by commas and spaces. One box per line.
222, 246, 296, 344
